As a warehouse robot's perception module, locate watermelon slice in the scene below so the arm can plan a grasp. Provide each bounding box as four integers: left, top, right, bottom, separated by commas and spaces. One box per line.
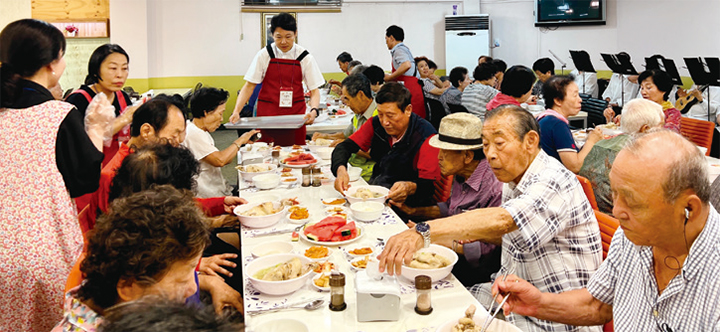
304, 216, 349, 242
330, 221, 357, 242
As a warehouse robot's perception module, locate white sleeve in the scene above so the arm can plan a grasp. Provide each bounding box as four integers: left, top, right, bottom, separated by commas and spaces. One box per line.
244, 48, 269, 84
301, 54, 326, 90
183, 126, 219, 160
602, 74, 618, 101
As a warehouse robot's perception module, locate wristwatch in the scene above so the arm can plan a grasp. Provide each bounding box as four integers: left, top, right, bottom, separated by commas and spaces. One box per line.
415, 222, 431, 248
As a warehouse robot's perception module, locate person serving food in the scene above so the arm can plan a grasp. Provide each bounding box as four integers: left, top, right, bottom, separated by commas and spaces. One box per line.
229, 12, 324, 146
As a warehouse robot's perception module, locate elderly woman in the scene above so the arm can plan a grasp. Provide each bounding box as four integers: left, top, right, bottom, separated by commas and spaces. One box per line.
485, 65, 535, 111
0, 19, 111, 331
605, 69, 681, 133
183, 87, 258, 198
52, 185, 212, 332
579, 99, 664, 214
537, 75, 604, 173
390, 113, 502, 286
415, 56, 448, 100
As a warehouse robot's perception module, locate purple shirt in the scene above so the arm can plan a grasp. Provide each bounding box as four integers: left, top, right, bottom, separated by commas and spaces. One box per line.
437, 159, 502, 266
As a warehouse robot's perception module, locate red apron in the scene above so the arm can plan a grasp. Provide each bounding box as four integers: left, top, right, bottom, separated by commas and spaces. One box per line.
392, 60, 427, 120
256, 45, 309, 146
71, 89, 129, 166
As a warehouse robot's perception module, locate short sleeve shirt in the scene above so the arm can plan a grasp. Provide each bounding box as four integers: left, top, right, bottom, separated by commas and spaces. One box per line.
538, 115, 578, 162
244, 43, 325, 90
390, 43, 418, 78
462, 83, 499, 120
182, 120, 229, 198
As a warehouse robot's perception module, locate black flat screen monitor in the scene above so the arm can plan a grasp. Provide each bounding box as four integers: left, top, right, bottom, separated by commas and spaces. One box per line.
535, 0, 606, 27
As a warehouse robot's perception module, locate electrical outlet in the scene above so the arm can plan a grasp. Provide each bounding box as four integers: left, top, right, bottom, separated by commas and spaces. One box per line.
494, 39, 501, 47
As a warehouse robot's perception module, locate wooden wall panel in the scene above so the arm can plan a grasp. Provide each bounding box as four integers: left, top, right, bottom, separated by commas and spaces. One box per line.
32, 0, 110, 20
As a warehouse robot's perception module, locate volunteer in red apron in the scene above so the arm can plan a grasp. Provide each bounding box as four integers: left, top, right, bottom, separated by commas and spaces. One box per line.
383, 25, 427, 120
230, 13, 325, 146
66, 43, 137, 167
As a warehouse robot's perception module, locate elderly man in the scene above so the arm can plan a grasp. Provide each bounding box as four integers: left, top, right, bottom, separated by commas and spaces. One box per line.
378, 104, 602, 332
312, 74, 377, 181
493, 130, 720, 331
332, 82, 440, 209
392, 113, 503, 286
579, 99, 664, 214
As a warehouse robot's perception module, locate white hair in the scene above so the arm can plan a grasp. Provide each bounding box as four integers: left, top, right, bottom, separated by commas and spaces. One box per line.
620, 99, 664, 134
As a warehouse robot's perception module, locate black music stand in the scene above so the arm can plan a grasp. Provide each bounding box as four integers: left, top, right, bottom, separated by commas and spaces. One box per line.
644, 56, 683, 86
684, 57, 720, 122
570, 50, 596, 94
601, 53, 638, 107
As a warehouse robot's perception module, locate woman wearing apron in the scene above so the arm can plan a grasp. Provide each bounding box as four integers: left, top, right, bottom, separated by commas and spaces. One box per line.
383, 25, 427, 120
229, 13, 325, 146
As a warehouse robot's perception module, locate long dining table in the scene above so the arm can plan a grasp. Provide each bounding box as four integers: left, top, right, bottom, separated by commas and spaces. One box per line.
236, 158, 488, 332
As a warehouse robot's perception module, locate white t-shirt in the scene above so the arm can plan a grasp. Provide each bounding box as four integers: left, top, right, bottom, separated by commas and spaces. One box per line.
182, 120, 230, 198
571, 69, 598, 98
244, 43, 325, 91
602, 73, 639, 107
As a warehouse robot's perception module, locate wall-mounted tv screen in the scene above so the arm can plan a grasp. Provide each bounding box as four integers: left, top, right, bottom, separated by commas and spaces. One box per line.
535, 0, 606, 27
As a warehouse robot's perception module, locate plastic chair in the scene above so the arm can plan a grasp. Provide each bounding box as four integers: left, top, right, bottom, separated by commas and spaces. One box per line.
426, 98, 447, 131
577, 175, 599, 211
680, 117, 714, 155
448, 103, 470, 114
433, 175, 454, 203
65, 252, 86, 293
594, 210, 620, 260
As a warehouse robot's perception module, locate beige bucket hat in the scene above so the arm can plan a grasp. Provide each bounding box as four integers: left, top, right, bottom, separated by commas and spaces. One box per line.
428, 113, 484, 150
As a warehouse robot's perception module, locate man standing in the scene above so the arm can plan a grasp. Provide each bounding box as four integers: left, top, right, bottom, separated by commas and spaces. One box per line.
493, 130, 720, 331
383, 25, 427, 120
378, 104, 602, 332
332, 82, 440, 210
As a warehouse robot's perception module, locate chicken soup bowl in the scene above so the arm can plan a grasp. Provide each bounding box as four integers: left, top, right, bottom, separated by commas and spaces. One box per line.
401, 244, 458, 283
233, 201, 286, 228
344, 185, 389, 204
245, 253, 313, 295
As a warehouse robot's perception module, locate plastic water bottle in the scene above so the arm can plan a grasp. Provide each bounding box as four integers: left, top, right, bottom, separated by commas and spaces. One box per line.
453, 5, 457, 15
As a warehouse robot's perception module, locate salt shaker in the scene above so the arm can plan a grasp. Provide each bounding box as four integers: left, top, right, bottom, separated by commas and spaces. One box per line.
414, 275, 433, 315
301, 167, 311, 187
312, 167, 322, 187
329, 272, 347, 311
271, 150, 280, 166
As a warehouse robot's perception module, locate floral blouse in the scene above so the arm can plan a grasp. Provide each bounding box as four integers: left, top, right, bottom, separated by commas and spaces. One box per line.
51, 287, 102, 332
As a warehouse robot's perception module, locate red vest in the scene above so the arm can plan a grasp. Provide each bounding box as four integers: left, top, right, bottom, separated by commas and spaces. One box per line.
392, 60, 427, 120
70, 89, 129, 166
256, 45, 309, 146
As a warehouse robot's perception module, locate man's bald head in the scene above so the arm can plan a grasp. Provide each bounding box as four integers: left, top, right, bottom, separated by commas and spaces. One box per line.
618, 130, 710, 204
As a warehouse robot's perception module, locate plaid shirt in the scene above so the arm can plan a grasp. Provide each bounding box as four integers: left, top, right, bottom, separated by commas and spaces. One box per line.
478, 150, 603, 332
587, 207, 720, 331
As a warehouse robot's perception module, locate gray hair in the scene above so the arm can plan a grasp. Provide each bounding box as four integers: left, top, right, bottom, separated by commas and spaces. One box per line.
348, 60, 362, 71
349, 64, 367, 76
485, 104, 541, 147
620, 99, 664, 134
623, 130, 710, 203
341, 73, 372, 99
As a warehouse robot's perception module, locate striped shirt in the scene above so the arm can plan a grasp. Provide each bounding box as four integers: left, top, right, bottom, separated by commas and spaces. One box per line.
439, 86, 462, 114
587, 207, 720, 331
421, 78, 440, 101
462, 83, 499, 120
473, 150, 603, 332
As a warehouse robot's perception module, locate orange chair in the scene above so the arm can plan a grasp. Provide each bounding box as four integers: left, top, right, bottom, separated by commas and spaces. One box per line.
680, 117, 714, 155
577, 175, 599, 211
594, 210, 619, 332
65, 252, 86, 293
433, 175, 454, 203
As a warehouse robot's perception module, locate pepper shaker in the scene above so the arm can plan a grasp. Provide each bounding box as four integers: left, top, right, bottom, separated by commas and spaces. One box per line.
301, 167, 311, 187
312, 167, 322, 187
414, 275, 433, 315
329, 272, 347, 311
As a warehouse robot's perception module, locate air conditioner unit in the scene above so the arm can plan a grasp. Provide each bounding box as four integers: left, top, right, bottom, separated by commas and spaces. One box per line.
445, 14, 490, 76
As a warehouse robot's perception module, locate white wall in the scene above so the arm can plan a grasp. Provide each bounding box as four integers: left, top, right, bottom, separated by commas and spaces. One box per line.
480, 0, 720, 77
109, 0, 149, 80
0, 0, 31, 30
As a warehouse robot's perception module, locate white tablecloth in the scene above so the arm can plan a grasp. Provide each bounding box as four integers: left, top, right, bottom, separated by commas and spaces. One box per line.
238, 183, 487, 332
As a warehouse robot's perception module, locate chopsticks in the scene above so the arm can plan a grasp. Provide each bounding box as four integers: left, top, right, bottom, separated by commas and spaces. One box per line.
479, 266, 515, 332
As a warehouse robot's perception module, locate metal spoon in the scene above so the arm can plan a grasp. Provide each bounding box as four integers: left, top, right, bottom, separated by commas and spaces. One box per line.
248, 299, 325, 316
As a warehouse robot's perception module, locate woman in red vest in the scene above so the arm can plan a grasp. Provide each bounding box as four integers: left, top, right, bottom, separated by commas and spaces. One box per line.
229, 13, 325, 146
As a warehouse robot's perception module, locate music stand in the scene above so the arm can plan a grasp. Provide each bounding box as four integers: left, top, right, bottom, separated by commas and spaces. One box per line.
684, 57, 720, 122
601, 53, 638, 107
570, 50, 596, 94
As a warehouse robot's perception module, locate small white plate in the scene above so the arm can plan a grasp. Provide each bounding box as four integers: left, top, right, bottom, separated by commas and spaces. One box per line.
349, 256, 370, 272
343, 246, 375, 258
311, 273, 331, 292
302, 246, 333, 261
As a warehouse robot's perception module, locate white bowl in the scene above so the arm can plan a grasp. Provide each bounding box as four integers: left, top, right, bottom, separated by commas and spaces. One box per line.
527, 104, 544, 114
324, 205, 349, 215
244, 194, 281, 205
344, 185, 390, 204
435, 314, 523, 332
698, 146, 708, 156
347, 165, 362, 182
233, 201, 286, 228
321, 197, 347, 206
238, 163, 277, 182
253, 173, 281, 190
350, 201, 385, 222
254, 318, 309, 332
316, 146, 334, 160
245, 254, 313, 296
311, 273, 331, 292
401, 244, 459, 283
251, 241, 294, 258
